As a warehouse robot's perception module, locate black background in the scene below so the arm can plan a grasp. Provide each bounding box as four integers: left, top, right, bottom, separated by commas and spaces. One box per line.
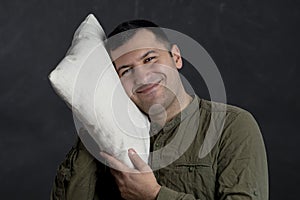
1, 0, 299, 199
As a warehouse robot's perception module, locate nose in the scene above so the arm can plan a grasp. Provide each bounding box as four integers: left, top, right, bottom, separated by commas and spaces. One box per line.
133, 64, 150, 85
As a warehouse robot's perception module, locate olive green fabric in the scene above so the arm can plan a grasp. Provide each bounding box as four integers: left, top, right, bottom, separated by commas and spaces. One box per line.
50, 96, 268, 200
50, 136, 98, 200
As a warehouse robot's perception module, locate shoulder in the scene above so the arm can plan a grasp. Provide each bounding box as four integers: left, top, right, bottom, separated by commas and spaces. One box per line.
199, 98, 258, 127
200, 98, 247, 115
198, 98, 262, 144
198, 100, 269, 199
196, 98, 263, 158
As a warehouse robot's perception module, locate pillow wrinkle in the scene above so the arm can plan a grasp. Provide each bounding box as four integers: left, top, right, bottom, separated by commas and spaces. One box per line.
49, 14, 150, 169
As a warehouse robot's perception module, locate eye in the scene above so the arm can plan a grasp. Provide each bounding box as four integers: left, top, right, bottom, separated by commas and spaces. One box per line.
120, 67, 132, 77
144, 56, 156, 63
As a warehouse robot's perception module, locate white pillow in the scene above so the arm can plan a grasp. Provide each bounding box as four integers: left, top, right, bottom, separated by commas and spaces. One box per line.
49, 14, 150, 168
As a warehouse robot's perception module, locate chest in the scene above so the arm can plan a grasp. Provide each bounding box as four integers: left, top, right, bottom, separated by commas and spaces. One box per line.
150, 131, 218, 200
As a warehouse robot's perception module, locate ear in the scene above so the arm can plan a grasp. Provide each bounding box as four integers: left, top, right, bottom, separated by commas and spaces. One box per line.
170, 44, 183, 69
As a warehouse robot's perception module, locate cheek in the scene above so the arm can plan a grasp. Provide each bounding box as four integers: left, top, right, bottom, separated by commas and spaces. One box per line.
120, 79, 133, 97
158, 65, 177, 81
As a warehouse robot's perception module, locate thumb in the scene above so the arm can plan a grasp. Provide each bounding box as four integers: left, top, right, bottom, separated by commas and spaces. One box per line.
128, 148, 151, 172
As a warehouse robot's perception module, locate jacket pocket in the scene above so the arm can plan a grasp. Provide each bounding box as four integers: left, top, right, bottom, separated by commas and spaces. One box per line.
157, 162, 215, 199
175, 163, 212, 172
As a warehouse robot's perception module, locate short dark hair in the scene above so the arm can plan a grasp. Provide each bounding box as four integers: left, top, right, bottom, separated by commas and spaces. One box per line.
105, 19, 172, 51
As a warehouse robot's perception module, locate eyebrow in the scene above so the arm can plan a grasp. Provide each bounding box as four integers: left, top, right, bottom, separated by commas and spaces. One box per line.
116, 50, 157, 73
140, 50, 156, 60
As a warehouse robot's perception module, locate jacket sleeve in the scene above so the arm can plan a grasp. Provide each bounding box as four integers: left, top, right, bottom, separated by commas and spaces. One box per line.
156, 111, 268, 200
216, 111, 268, 200
50, 135, 98, 200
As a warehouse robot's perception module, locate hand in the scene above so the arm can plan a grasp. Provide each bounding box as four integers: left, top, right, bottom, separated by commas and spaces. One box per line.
100, 149, 161, 200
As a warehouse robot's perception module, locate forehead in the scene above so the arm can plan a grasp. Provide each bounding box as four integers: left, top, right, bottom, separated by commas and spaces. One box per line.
110, 29, 167, 62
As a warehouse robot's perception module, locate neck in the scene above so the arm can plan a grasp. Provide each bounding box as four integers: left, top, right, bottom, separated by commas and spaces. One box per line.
149, 92, 193, 126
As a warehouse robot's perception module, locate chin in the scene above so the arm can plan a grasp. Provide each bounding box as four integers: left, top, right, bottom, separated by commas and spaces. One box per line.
132, 91, 170, 112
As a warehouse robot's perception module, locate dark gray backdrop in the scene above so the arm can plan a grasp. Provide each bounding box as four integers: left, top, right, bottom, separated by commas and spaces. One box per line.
1, 0, 299, 199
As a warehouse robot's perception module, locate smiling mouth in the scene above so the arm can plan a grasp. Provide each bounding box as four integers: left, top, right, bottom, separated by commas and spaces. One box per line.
135, 80, 162, 95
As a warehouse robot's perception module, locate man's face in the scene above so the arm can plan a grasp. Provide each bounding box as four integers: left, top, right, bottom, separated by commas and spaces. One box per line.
110, 29, 183, 115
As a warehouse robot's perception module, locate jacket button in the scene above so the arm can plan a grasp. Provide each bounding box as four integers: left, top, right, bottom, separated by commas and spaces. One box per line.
254, 190, 258, 196
189, 166, 194, 172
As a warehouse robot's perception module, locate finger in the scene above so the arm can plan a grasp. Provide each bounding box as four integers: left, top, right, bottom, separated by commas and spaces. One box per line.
100, 152, 130, 172
128, 148, 151, 172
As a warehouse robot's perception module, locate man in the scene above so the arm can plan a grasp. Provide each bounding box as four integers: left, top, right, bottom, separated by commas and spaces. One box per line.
51, 20, 268, 200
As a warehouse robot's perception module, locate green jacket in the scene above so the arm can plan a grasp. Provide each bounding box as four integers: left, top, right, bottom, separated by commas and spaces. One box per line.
51, 96, 268, 200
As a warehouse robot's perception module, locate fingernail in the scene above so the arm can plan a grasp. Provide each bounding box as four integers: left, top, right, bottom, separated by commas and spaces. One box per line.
128, 148, 136, 155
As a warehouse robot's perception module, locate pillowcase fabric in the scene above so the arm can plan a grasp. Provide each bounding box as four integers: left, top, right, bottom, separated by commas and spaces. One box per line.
49, 14, 150, 168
